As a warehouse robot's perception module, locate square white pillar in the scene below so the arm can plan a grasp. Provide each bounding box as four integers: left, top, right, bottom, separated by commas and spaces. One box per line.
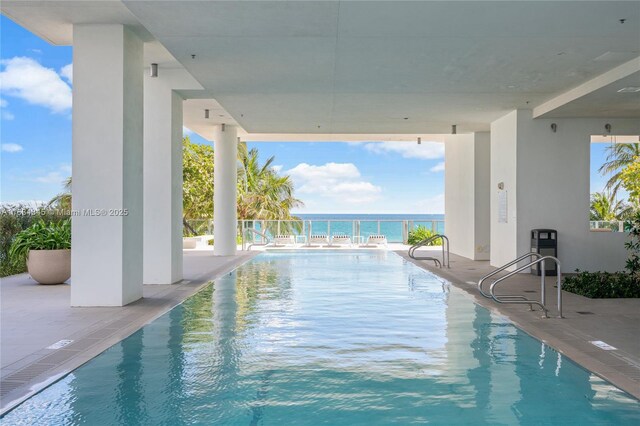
143, 74, 183, 284
71, 25, 143, 306
444, 132, 491, 260
213, 125, 238, 256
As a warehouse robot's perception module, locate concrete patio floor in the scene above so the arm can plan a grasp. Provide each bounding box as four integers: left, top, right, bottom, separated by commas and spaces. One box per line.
1, 246, 639, 414
397, 249, 640, 400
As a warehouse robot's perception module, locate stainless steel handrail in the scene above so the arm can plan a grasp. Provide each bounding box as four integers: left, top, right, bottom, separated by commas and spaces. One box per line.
489, 256, 563, 319
408, 234, 450, 268
477, 252, 542, 298
244, 228, 271, 250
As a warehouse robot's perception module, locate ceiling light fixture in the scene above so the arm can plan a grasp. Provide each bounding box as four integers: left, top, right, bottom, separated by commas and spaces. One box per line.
550, 123, 557, 133
451, 125, 457, 135
604, 123, 612, 136
617, 87, 640, 93
417, 137, 422, 145
204, 109, 210, 119
150, 63, 158, 78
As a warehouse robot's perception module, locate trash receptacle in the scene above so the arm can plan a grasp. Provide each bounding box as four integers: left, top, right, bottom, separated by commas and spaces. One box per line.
531, 229, 557, 276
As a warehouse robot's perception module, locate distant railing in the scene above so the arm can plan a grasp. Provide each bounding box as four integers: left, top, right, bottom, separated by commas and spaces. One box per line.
589, 221, 626, 233
238, 219, 445, 245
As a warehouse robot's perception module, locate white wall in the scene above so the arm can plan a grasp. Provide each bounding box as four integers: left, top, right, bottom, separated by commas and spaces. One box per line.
490, 110, 639, 272
490, 111, 520, 267
445, 132, 490, 260
71, 25, 143, 306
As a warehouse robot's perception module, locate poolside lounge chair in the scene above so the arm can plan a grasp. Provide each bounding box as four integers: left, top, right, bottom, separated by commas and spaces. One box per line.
272, 235, 296, 247
366, 234, 387, 247
307, 234, 329, 247
329, 234, 352, 247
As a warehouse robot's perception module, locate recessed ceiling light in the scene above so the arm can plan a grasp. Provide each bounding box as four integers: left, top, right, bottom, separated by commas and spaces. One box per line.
507, 85, 516, 89
617, 87, 640, 93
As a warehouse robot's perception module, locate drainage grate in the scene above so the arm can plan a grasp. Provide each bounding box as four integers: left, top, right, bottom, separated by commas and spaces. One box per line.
523, 290, 537, 293
2, 362, 55, 383
0, 380, 24, 396
576, 311, 595, 315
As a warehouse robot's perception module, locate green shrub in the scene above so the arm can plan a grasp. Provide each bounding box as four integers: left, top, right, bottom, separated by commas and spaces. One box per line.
1, 205, 69, 277
407, 225, 439, 245
9, 219, 71, 264
563, 271, 640, 298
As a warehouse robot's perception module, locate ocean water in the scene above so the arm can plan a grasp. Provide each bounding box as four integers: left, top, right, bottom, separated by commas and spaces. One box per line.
3, 251, 638, 425
253, 214, 445, 242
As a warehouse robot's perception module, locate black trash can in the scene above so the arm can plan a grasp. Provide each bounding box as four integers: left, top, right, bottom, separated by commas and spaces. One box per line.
531, 229, 557, 276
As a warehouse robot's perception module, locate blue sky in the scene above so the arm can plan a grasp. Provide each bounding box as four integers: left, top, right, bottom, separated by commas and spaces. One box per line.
0, 15, 620, 214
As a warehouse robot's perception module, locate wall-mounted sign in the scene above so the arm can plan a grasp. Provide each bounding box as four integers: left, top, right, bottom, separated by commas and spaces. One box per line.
498, 190, 508, 223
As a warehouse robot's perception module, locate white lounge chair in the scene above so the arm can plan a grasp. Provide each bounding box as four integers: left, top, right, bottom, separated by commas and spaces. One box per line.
329, 234, 352, 247
307, 234, 329, 247
272, 235, 296, 247
366, 234, 387, 247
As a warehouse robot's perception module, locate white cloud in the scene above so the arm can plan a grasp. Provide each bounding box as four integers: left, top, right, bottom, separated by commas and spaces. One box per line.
183, 126, 194, 135
0, 57, 72, 113
60, 63, 72, 83
361, 141, 444, 160
430, 162, 445, 172
59, 163, 72, 173
1, 143, 23, 153
412, 193, 445, 214
286, 162, 382, 204
272, 165, 283, 173
32, 171, 65, 184
0, 98, 14, 120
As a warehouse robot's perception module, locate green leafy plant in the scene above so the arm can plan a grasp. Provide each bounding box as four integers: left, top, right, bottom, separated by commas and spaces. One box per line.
624, 211, 640, 281
407, 225, 438, 245
1, 204, 70, 277
9, 219, 71, 265
563, 270, 640, 298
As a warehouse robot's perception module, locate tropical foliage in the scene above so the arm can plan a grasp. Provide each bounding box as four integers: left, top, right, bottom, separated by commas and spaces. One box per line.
48, 176, 72, 210
9, 219, 71, 265
407, 225, 438, 246
598, 142, 640, 199
589, 192, 631, 221
182, 136, 302, 236
1, 205, 69, 277
619, 156, 640, 208
183, 136, 215, 221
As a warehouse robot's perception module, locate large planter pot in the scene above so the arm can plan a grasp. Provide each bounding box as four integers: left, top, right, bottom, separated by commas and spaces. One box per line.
183, 237, 198, 249
27, 249, 71, 285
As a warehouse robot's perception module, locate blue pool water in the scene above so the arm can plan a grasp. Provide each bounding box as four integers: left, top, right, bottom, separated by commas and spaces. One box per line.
3, 251, 639, 425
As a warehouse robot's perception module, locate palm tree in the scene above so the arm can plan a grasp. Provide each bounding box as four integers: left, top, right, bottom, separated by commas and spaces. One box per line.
237, 148, 303, 234
590, 192, 631, 221
48, 176, 72, 210
598, 143, 640, 199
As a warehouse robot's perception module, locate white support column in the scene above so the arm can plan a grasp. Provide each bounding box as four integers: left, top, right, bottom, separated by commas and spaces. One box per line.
213, 124, 238, 256
143, 73, 183, 284
71, 25, 143, 306
444, 132, 491, 260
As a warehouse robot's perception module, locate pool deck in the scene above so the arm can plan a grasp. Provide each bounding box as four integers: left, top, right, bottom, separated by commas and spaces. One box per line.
397, 249, 640, 400
1, 245, 639, 414
0, 250, 258, 414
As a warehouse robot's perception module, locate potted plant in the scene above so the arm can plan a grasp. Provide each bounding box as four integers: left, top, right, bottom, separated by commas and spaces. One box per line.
9, 219, 71, 284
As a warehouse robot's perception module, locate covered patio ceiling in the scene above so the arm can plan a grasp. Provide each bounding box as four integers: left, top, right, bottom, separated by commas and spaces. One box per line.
2, 1, 639, 138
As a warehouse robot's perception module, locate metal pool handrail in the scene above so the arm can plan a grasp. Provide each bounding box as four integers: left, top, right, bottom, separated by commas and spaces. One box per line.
477, 252, 542, 298
489, 256, 563, 319
408, 234, 449, 268
244, 228, 271, 251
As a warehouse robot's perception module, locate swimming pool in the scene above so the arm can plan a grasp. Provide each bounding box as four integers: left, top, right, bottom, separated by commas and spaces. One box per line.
2, 251, 639, 424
